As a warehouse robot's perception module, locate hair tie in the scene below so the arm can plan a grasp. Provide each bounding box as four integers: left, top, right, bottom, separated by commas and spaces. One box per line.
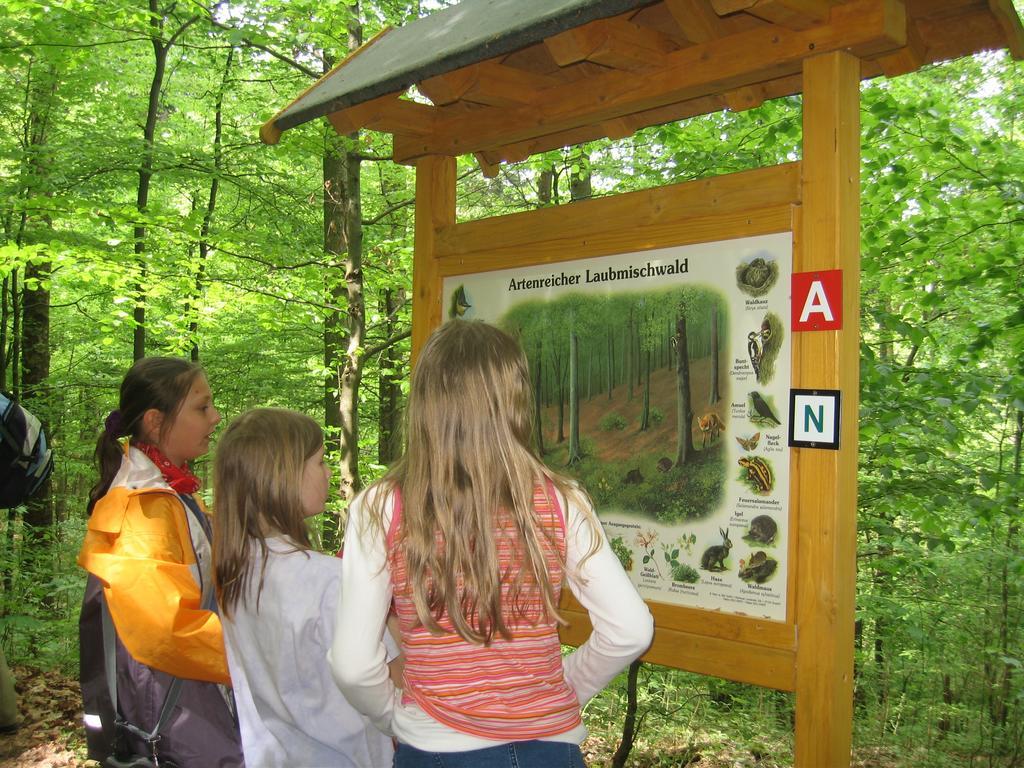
104, 409, 125, 438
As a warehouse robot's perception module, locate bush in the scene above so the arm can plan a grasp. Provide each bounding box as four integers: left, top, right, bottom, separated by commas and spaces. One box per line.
599, 411, 628, 431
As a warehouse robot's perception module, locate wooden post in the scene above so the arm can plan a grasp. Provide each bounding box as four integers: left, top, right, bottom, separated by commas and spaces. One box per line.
794, 51, 860, 767
411, 155, 456, 364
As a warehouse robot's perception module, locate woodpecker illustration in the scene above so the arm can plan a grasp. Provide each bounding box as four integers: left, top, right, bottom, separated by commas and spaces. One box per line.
749, 391, 781, 426
747, 331, 762, 378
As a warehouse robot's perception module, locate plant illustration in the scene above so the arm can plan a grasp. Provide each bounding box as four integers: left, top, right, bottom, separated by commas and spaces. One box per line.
635, 529, 663, 578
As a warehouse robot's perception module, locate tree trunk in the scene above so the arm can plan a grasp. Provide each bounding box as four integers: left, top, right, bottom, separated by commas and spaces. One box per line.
132, 4, 199, 359
639, 347, 651, 431
569, 149, 592, 202
567, 330, 581, 465
133, 7, 168, 360
21, 260, 51, 532
709, 305, 720, 404
626, 310, 634, 402
674, 315, 695, 466
611, 659, 642, 768
377, 288, 403, 465
17, 56, 58, 532
0, 275, 8, 389
538, 165, 555, 206
606, 329, 613, 401
10, 271, 19, 400
533, 338, 544, 455
190, 47, 232, 362
322, 11, 365, 540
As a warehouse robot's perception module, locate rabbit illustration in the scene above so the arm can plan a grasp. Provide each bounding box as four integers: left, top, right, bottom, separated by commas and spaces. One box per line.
700, 527, 732, 571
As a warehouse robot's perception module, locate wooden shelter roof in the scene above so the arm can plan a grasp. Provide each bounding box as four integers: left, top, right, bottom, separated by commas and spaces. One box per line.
261, 0, 1024, 175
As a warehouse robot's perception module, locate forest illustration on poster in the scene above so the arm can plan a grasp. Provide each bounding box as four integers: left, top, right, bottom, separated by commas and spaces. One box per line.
444, 233, 792, 619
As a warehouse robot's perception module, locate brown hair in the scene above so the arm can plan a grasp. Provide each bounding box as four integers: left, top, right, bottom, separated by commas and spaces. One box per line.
212, 408, 324, 619
88, 357, 204, 514
366, 320, 600, 645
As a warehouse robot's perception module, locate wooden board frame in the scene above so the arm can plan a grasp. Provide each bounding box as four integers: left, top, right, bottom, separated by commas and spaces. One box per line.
410, 50, 859, 766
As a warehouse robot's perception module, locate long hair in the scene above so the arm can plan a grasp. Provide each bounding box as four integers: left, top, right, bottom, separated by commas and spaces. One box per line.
368, 320, 600, 645
213, 408, 323, 619
88, 357, 203, 514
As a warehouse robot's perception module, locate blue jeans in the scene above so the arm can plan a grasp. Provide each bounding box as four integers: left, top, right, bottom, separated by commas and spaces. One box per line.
394, 740, 586, 768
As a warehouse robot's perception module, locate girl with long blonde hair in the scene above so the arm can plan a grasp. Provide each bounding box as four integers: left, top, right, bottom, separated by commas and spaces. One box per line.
213, 408, 395, 768
332, 320, 653, 768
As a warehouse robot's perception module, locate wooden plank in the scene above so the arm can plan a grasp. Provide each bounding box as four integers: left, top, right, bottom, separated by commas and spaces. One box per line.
742, 0, 841, 30
437, 163, 800, 259
438, 206, 793, 276
664, 0, 765, 109
327, 92, 438, 137
546, 16, 679, 69
712, 0, 759, 13
664, 0, 726, 42
793, 50, 860, 768
393, 0, 906, 162
411, 156, 456, 364
464, 73, 802, 168
559, 608, 796, 690
421, 62, 564, 107
876, 14, 928, 76
916, 7, 1010, 62
561, 591, 797, 649
260, 26, 393, 145
988, 0, 1024, 58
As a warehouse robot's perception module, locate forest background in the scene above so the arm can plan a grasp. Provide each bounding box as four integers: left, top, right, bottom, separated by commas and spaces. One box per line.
1, 0, 1022, 766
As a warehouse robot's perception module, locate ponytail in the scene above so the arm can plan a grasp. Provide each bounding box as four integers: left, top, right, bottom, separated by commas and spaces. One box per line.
87, 357, 203, 515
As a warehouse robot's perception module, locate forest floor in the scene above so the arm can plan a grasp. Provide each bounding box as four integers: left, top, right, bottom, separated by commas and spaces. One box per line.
0, 665, 910, 768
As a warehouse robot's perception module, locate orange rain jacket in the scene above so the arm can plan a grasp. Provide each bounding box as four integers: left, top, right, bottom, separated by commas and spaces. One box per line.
78, 444, 229, 685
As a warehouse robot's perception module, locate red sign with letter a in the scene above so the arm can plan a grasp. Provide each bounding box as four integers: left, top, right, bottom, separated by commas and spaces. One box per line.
791, 270, 842, 331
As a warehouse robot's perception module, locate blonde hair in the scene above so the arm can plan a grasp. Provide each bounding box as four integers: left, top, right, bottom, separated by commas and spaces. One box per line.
368, 320, 600, 645
213, 408, 324, 619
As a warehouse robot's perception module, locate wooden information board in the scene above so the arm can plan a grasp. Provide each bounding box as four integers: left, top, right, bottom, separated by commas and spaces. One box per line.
410, 54, 860, 766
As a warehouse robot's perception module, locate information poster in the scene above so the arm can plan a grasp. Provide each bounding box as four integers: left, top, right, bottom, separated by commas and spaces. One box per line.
443, 232, 792, 620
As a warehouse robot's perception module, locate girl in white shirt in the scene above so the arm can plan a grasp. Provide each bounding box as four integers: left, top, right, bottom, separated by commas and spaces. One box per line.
331, 320, 653, 768
213, 407, 395, 768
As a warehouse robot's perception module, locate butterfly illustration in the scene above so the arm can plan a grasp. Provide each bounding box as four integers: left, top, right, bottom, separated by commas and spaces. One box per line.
736, 432, 761, 451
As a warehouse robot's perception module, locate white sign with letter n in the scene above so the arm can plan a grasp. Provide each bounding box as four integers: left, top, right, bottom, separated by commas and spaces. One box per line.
788, 389, 841, 450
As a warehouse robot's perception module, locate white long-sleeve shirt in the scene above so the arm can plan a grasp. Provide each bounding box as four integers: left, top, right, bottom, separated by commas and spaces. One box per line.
329, 485, 654, 751
222, 536, 395, 768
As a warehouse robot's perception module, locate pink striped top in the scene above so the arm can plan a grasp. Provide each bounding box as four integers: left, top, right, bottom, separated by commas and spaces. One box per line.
385, 485, 582, 740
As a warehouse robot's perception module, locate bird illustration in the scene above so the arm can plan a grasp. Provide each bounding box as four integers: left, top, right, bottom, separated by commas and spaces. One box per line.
747, 331, 762, 378
749, 391, 781, 426
448, 285, 471, 318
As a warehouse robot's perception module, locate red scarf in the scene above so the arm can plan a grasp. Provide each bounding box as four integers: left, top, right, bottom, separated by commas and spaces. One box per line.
135, 442, 201, 495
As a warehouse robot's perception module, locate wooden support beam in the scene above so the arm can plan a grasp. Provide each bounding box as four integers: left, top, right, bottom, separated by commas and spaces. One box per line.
473, 151, 500, 178
793, 50, 860, 768
436, 163, 801, 260
411, 156, 456, 364
421, 62, 563, 107
664, 0, 765, 108
664, 0, 726, 42
394, 0, 906, 163
916, 7, 1011, 64
561, 608, 797, 691
327, 92, 438, 137
545, 16, 678, 70
876, 14, 928, 77
742, 0, 841, 30
466, 73, 802, 168
712, 0, 758, 13
989, 0, 1024, 59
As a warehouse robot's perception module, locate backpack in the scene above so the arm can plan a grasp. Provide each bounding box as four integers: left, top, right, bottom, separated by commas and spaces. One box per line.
0, 391, 54, 508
